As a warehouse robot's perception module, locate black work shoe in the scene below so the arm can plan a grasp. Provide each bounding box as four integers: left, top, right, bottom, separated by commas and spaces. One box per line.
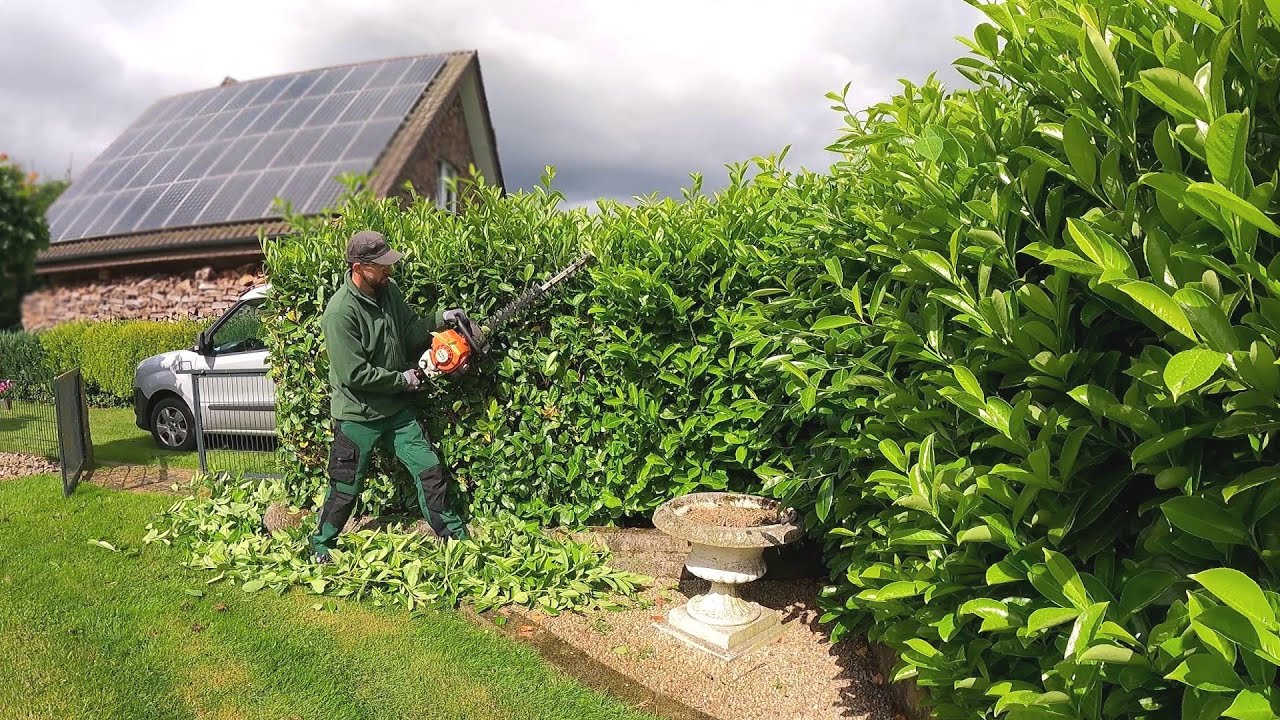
313, 552, 332, 565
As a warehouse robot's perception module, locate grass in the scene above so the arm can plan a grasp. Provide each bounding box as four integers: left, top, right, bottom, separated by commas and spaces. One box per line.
85, 403, 200, 470
0, 399, 235, 471
0, 475, 655, 720
0, 399, 59, 459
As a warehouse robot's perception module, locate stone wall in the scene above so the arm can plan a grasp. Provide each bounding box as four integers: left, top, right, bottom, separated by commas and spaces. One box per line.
21, 264, 265, 331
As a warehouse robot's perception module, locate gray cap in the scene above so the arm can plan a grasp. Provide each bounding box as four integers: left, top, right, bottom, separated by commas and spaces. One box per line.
345, 230, 403, 265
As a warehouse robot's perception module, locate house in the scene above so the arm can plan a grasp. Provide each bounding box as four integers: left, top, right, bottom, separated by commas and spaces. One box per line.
23, 50, 502, 330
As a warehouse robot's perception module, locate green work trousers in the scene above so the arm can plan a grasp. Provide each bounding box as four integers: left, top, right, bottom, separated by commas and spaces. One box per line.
310, 407, 468, 555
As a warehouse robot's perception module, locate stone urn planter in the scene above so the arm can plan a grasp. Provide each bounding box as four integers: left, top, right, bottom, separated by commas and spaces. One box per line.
651, 491, 802, 660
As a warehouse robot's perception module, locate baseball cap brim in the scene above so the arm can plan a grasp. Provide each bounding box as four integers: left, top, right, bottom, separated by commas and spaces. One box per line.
368, 248, 403, 265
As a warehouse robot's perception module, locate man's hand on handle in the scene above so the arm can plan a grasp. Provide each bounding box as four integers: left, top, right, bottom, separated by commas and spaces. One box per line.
442, 308, 471, 327
402, 368, 427, 391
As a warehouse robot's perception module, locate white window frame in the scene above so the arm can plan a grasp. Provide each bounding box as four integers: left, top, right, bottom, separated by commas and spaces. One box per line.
437, 160, 458, 213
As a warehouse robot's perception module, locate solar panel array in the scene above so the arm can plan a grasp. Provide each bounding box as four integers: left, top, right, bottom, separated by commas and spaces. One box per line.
47, 55, 445, 244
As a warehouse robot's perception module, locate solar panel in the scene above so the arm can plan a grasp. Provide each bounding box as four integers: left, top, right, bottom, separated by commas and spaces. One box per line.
196, 173, 257, 225
49, 54, 445, 241
166, 177, 222, 227
138, 180, 195, 231
307, 124, 359, 164
344, 119, 401, 161
233, 168, 295, 219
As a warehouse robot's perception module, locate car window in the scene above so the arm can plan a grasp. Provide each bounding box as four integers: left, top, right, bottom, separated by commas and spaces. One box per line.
211, 300, 266, 354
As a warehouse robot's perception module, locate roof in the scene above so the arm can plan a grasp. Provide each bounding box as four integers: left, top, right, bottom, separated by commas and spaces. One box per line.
37, 51, 502, 275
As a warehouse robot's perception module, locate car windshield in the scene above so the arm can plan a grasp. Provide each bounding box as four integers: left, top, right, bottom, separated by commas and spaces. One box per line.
211, 300, 266, 354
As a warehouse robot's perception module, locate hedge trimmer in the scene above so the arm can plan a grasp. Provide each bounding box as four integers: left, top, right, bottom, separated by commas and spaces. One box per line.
417, 251, 596, 379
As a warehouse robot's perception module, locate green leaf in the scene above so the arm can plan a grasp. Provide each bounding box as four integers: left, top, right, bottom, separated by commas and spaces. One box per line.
1161, 497, 1251, 544
1164, 349, 1225, 400
1079, 644, 1143, 664
241, 579, 267, 593
987, 559, 1024, 585
1116, 281, 1198, 340
1044, 550, 1090, 610
815, 477, 833, 522
1224, 688, 1280, 720
88, 539, 119, 552
953, 365, 983, 399
1067, 601, 1110, 658
812, 315, 858, 332
958, 525, 996, 544
1082, 24, 1123, 105
1063, 117, 1097, 187
1133, 425, 1210, 464
1120, 569, 1178, 617
1027, 607, 1080, 634
1187, 182, 1280, 236
1168, 0, 1226, 29
866, 580, 932, 601
1166, 653, 1245, 692
1223, 467, 1280, 503
1175, 288, 1240, 352
1154, 119, 1183, 172
1196, 606, 1280, 665
959, 598, 1018, 631
891, 528, 950, 546
878, 439, 908, 472
1207, 113, 1250, 192
1191, 568, 1277, 630
1067, 218, 1135, 277
1136, 67, 1210, 120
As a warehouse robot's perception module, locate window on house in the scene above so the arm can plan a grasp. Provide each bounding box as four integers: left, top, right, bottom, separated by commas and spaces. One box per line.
437, 160, 458, 213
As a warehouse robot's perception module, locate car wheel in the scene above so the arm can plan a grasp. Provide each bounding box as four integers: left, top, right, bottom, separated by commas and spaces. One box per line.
150, 397, 196, 451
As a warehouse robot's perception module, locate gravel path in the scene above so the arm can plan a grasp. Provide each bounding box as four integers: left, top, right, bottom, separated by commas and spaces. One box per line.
524, 577, 901, 720
0, 452, 59, 479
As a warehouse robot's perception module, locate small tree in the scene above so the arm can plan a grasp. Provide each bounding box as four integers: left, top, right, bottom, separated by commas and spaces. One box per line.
0, 155, 51, 330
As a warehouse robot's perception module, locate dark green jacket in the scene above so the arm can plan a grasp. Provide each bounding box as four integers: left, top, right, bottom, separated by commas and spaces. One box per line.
321, 274, 443, 422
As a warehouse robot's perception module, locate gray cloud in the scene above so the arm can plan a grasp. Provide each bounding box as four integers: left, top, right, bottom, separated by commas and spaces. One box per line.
0, 1, 983, 206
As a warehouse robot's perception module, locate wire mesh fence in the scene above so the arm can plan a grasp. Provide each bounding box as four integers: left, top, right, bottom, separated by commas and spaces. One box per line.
53, 369, 92, 495
0, 370, 59, 459
185, 368, 280, 478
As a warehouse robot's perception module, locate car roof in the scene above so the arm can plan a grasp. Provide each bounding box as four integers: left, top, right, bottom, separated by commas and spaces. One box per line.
239, 283, 271, 301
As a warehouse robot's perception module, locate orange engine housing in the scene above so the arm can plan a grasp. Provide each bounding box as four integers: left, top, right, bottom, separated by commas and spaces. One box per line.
430, 329, 472, 374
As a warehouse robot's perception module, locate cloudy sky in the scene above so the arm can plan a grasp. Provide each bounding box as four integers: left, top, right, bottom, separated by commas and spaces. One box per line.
0, 1, 982, 207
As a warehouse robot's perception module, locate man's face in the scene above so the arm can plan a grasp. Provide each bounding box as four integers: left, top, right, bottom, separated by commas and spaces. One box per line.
353, 262, 393, 292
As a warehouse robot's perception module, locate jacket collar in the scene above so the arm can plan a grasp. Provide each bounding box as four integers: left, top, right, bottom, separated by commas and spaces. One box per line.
344, 272, 383, 309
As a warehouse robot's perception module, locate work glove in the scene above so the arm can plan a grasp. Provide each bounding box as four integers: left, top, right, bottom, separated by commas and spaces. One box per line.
402, 368, 425, 391
442, 308, 471, 328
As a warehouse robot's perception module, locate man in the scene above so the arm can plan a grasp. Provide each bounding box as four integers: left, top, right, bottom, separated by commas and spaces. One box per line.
310, 229, 469, 563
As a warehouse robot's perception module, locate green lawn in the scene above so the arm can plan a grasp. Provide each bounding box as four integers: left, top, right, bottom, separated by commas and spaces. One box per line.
86, 403, 200, 469
0, 476, 655, 720
0, 397, 258, 471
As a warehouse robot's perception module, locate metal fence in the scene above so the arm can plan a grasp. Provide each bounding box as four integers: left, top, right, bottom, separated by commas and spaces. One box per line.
53, 369, 92, 495
0, 370, 59, 460
184, 367, 280, 478
0, 368, 92, 495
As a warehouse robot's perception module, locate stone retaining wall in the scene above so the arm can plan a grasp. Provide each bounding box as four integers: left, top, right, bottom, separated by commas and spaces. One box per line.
21, 264, 265, 330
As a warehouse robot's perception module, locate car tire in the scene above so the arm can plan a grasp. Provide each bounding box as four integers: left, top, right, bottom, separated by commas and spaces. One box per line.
150, 396, 197, 452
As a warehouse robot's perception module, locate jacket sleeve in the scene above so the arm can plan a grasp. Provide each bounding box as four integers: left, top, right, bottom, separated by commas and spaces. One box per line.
323, 310, 409, 394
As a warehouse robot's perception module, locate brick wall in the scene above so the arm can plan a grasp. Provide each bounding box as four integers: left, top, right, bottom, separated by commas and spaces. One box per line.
21, 263, 265, 331
390, 90, 477, 209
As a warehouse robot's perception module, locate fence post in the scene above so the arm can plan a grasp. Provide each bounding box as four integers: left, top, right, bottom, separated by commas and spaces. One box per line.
191, 371, 207, 475
77, 370, 92, 471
